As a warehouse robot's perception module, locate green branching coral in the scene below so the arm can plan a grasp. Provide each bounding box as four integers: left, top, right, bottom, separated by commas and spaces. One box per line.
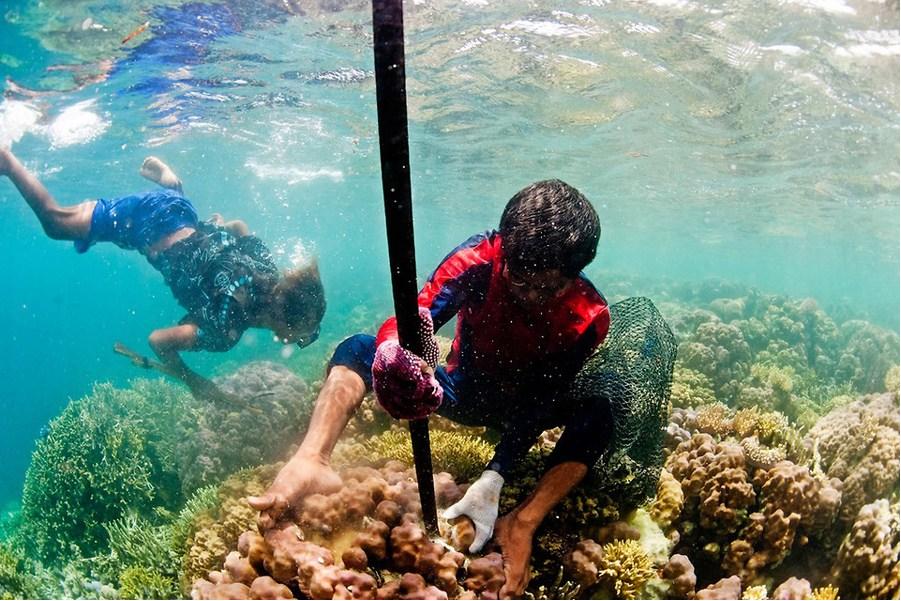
118, 566, 178, 600
595, 539, 655, 600
0, 542, 54, 600
22, 385, 164, 564
333, 429, 494, 483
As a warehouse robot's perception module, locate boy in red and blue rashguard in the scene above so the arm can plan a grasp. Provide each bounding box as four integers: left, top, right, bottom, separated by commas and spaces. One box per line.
250, 180, 611, 598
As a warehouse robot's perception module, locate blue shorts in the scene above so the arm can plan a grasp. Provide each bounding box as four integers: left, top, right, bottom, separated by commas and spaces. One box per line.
75, 189, 199, 253
329, 333, 614, 476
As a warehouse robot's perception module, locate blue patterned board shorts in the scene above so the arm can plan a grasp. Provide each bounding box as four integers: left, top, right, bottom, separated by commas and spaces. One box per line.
75, 189, 199, 253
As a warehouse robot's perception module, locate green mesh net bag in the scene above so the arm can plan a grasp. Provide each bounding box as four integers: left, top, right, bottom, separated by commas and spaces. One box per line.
570, 296, 677, 507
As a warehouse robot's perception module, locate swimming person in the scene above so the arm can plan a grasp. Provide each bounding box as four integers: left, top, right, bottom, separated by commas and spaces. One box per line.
248, 180, 611, 598
0, 148, 325, 401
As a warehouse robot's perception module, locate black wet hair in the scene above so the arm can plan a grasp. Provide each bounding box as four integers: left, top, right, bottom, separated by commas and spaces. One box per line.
276, 262, 326, 333
499, 179, 600, 277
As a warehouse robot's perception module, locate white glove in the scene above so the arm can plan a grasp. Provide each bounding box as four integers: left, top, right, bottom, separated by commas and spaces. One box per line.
443, 470, 504, 553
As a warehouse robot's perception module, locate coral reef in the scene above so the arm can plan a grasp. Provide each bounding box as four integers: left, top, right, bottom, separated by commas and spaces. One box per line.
21, 381, 183, 563
670, 368, 718, 409
831, 498, 900, 599
676, 318, 752, 402
181, 465, 279, 590
177, 362, 315, 494
193, 461, 480, 600
332, 429, 495, 484
805, 392, 900, 524
661, 554, 696, 599
696, 575, 742, 599
118, 566, 178, 600
647, 469, 683, 530
8, 285, 900, 600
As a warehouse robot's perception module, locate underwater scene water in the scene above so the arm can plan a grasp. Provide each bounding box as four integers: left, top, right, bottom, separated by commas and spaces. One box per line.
0, 0, 898, 598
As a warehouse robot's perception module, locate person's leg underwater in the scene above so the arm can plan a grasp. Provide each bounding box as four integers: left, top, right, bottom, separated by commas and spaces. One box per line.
0, 148, 95, 243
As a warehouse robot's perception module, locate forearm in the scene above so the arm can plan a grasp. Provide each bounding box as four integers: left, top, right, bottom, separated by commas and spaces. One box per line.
509, 461, 588, 531
297, 366, 367, 462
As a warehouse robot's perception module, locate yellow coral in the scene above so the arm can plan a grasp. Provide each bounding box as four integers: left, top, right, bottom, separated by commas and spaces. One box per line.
742, 584, 768, 599
648, 469, 683, 529
596, 539, 655, 600
810, 585, 840, 600
333, 429, 494, 483
696, 402, 732, 436
732, 407, 789, 442
670, 368, 717, 409
181, 465, 277, 590
885, 365, 900, 398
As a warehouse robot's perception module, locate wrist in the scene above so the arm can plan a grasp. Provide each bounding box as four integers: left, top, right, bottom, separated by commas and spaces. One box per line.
508, 506, 541, 532
296, 446, 330, 465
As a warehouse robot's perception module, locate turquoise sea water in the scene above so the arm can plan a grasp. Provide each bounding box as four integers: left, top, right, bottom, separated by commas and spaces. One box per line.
0, 0, 898, 513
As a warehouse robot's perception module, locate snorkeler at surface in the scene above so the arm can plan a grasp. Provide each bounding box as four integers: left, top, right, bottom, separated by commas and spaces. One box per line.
249, 179, 611, 598
0, 148, 325, 401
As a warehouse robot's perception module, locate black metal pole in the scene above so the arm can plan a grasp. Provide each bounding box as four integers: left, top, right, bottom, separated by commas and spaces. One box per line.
370, 0, 438, 535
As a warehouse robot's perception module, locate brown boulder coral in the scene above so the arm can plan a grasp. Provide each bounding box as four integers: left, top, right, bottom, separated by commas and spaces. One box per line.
805, 393, 899, 525
648, 469, 684, 530
660, 553, 696, 599
831, 498, 900, 599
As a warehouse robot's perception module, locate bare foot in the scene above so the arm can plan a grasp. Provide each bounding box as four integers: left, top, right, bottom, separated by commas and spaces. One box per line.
493, 512, 534, 599
247, 452, 342, 531
140, 156, 183, 192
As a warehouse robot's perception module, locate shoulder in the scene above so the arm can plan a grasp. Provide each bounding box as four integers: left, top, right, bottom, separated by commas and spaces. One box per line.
428, 231, 498, 277
572, 273, 608, 307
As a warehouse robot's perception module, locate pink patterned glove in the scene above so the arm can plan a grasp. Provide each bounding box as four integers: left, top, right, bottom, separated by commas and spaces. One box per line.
372, 308, 442, 420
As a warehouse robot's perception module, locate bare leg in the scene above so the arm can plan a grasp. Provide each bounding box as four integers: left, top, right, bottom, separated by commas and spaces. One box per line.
248, 365, 367, 529
494, 461, 589, 598
0, 148, 95, 241
140, 156, 183, 192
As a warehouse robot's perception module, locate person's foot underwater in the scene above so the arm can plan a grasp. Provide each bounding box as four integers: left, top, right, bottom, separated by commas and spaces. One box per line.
140, 155, 183, 192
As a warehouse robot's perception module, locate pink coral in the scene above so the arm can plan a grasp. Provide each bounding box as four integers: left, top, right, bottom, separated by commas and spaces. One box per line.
463, 553, 506, 599
249, 576, 293, 600
696, 575, 741, 600
771, 577, 812, 599
564, 539, 604, 586
661, 554, 696, 599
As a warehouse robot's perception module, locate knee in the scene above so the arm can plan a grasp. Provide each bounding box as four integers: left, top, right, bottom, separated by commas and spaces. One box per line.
328, 334, 376, 388
40, 206, 83, 240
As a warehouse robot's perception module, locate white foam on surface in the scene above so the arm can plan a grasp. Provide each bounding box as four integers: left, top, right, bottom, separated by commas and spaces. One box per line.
500, 19, 598, 39
783, 0, 856, 15
0, 99, 42, 149
245, 159, 344, 184
46, 99, 109, 149
761, 44, 806, 56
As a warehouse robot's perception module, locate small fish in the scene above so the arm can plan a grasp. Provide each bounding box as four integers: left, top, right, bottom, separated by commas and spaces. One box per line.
122, 21, 150, 45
